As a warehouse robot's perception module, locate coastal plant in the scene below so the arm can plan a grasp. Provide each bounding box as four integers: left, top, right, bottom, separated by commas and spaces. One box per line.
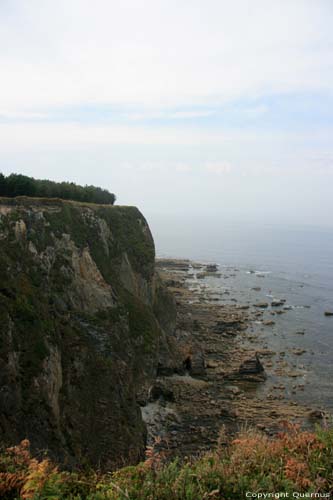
1, 423, 333, 499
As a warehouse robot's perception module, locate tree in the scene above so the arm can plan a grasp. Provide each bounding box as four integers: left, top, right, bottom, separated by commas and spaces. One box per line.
0, 173, 116, 205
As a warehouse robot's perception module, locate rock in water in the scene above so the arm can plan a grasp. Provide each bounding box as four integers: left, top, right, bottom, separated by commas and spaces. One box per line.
263, 320, 275, 326
253, 302, 269, 308
271, 299, 285, 307
205, 264, 218, 272
239, 354, 265, 375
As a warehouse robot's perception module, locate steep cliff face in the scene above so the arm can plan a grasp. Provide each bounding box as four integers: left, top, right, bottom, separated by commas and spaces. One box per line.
0, 197, 177, 469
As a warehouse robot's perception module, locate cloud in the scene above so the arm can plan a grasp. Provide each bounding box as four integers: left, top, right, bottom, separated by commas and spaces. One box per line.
0, 122, 233, 150
168, 111, 215, 120
241, 106, 269, 118
174, 163, 193, 173
307, 154, 333, 172
0, 110, 47, 121
0, 0, 333, 229
112, 161, 193, 174
1, 0, 332, 114
123, 110, 215, 121
205, 162, 232, 175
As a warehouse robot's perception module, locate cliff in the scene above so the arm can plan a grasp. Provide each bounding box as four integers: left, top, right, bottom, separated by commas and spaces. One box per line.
0, 197, 177, 469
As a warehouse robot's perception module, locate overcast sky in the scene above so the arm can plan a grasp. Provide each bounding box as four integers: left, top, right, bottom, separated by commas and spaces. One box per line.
1, 0, 333, 226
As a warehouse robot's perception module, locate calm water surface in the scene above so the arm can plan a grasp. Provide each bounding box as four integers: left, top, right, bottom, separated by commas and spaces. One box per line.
147, 214, 333, 411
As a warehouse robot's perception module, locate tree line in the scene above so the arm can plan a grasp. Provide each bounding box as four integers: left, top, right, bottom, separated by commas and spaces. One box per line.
0, 173, 116, 205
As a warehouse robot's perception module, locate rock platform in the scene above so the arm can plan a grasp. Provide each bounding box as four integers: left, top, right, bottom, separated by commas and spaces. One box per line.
141, 258, 324, 459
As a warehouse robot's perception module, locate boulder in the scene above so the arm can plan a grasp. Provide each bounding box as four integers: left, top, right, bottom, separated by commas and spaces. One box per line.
205, 264, 218, 272
308, 409, 325, 420
271, 299, 285, 307
213, 318, 242, 335
189, 353, 206, 378
239, 354, 264, 375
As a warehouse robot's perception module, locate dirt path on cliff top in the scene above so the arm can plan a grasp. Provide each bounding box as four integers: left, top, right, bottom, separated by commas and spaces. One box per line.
141, 259, 327, 460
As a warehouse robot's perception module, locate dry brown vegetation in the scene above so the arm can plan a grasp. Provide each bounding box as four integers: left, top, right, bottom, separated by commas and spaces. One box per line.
1, 422, 332, 499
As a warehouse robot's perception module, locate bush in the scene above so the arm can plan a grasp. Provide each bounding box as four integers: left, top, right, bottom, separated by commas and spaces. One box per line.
0, 423, 332, 499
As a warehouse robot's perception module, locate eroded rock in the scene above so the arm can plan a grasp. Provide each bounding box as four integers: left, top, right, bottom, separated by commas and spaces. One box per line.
239, 354, 265, 375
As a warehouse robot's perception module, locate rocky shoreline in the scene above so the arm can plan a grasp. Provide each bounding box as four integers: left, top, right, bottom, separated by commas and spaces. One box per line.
141, 258, 328, 459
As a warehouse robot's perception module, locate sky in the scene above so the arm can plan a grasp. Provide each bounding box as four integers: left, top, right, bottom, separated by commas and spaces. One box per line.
1, 0, 333, 227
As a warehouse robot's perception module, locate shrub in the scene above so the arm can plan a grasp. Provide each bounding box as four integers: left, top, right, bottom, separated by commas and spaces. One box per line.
1, 422, 332, 499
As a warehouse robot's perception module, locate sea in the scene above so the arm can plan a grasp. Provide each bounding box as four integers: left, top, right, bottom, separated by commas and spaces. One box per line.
147, 214, 333, 412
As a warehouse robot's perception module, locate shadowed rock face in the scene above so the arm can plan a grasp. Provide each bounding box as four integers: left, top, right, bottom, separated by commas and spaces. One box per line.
0, 197, 177, 470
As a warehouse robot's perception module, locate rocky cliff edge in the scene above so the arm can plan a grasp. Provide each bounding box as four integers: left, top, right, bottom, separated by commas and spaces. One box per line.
0, 197, 178, 469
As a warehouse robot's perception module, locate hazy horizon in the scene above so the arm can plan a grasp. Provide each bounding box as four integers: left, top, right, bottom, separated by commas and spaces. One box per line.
1, 1, 333, 227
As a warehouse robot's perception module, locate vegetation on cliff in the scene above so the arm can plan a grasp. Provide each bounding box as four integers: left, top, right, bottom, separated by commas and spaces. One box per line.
0, 423, 332, 499
0, 173, 116, 205
1, 199, 331, 499
0, 198, 163, 470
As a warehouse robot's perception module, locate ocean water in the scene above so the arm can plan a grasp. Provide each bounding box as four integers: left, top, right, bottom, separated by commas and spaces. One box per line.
147, 214, 333, 411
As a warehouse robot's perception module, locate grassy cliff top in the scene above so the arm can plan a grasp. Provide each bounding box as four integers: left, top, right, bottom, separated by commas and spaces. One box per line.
0, 195, 129, 210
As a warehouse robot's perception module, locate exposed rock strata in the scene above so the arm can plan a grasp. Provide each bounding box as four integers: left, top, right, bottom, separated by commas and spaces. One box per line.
141, 259, 313, 459
0, 203, 327, 470
0, 197, 179, 470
